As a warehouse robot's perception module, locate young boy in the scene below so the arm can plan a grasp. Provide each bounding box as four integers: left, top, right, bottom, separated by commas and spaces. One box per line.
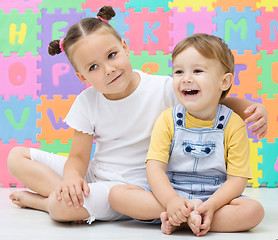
109, 33, 264, 236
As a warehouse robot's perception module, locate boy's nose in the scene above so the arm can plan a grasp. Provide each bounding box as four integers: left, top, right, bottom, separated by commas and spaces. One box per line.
182, 74, 193, 84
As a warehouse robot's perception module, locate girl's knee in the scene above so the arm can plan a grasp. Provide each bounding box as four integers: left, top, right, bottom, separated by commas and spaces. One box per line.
108, 186, 122, 210
7, 147, 29, 174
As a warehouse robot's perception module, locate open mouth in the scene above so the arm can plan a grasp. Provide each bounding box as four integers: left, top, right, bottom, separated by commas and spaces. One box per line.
182, 90, 199, 96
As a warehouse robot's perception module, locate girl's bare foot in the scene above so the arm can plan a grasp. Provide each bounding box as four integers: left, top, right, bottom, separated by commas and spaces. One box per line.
160, 212, 178, 235
9, 190, 47, 211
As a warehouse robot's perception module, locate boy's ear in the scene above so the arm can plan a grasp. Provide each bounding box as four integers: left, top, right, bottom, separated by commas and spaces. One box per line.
220, 73, 233, 91
75, 71, 88, 83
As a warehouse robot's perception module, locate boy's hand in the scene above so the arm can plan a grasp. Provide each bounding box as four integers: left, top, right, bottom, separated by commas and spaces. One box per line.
166, 196, 194, 226
244, 103, 268, 139
56, 176, 90, 209
195, 202, 215, 237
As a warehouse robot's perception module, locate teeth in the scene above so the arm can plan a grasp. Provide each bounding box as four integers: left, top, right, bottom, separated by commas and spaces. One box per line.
183, 90, 199, 95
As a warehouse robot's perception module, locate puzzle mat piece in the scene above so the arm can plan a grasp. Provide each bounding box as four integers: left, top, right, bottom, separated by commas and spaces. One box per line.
0, 53, 41, 100
213, 7, 261, 55
38, 0, 85, 13
38, 9, 86, 99
258, 139, 278, 187
260, 94, 278, 143
212, 0, 258, 11
125, 8, 172, 55
229, 51, 261, 99
0, 140, 41, 188
257, 50, 278, 98
169, 7, 216, 52
82, 0, 127, 13
169, 0, 216, 12
0, 0, 42, 13
130, 51, 172, 76
37, 95, 75, 144
0, 96, 41, 144
257, 0, 278, 11
84, 8, 129, 44
0, 9, 41, 57
40, 139, 96, 160
257, 8, 278, 54
248, 139, 262, 188
126, 0, 171, 12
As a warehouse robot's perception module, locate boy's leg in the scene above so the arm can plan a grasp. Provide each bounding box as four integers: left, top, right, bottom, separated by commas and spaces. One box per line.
109, 185, 165, 220
209, 198, 264, 232
7, 147, 65, 197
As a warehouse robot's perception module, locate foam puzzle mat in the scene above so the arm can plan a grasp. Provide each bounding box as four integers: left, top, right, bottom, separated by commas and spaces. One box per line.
0, 0, 277, 188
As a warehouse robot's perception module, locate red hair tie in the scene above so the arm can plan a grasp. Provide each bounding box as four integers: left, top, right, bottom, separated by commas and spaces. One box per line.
59, 38, 64, 52
96, 16, 109, 23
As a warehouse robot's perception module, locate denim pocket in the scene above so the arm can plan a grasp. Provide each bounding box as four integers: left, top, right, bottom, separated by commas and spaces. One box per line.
182, 141, 215, 158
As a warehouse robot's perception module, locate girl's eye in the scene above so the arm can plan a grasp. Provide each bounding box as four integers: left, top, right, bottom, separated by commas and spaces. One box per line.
108, 52, 117, 59
89, 64, 98, 71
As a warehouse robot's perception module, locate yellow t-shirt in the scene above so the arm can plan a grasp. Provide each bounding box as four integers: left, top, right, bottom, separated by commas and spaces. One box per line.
146, 107, 252, 179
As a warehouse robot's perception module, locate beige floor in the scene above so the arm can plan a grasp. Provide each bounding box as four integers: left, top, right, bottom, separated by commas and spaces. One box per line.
0, 187, 277, 240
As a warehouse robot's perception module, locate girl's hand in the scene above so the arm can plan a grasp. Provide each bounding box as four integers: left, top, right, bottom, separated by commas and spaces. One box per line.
166, 196, 194, 226
244, 103, 268, 139
195, 203, 215, 237
56, 176, 90, 209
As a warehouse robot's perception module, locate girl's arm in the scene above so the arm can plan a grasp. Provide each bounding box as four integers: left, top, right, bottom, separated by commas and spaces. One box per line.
221, 97, 268, 139
146, 160, 194, 226
196, 175, 248, 236
56, 129, 94, 208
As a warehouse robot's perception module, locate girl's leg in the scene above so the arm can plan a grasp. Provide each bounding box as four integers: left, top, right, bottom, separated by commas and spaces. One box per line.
109, 185, 165, 220
7, 147, 65, 197
209, 198, 264, 232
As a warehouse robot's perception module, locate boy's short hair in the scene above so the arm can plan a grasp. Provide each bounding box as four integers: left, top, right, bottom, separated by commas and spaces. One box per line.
172, 33, 234, 99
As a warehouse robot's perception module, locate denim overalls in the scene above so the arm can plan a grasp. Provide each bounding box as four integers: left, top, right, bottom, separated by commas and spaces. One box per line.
166, 104, 232, 201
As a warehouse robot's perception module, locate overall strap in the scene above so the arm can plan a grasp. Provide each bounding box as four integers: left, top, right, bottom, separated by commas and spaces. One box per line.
212, 104, 233, 130
172, 104, 186, 127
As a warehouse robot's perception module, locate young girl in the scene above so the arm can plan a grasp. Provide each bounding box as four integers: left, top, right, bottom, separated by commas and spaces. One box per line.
8, 6, 267, 224
109, 33, 265, 236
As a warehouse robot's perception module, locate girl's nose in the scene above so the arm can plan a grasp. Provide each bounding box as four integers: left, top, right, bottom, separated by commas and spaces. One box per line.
105, 63, 115, 76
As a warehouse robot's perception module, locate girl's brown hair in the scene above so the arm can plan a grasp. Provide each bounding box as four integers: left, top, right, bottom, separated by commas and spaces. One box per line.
48, 6, 121, 70
172, 33, 234, 99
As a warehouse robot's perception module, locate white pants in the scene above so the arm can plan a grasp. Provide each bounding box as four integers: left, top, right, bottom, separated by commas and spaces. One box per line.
30, 148, 130, 223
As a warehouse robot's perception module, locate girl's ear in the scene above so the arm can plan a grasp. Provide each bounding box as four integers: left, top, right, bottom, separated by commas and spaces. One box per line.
75, 71, 88, 84
122, 39, 129, 56
220, 73, 233, 91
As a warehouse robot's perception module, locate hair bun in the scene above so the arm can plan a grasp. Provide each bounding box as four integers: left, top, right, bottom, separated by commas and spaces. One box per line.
48, 40, 62, 56
97, 6, 116, 21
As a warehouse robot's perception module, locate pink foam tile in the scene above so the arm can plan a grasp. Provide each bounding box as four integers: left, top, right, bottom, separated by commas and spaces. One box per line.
0, 140, 41, 188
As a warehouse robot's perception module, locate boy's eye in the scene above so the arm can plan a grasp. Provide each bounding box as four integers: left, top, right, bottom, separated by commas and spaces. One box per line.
108, 52, 117, 59
174, 70, 183, 74
89, 64, 98, 71
194, 69, 203, 73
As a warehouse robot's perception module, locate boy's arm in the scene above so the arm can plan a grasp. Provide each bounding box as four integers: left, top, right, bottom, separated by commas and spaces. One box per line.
196, 175, 248, 236
221, 97, 268, 139
146, 160, 194, 226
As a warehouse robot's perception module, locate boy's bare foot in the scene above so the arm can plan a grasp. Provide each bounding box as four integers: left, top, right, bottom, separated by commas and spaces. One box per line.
160, 212, 178, 235
9, 190, 47, 211
187, 199, 202, 235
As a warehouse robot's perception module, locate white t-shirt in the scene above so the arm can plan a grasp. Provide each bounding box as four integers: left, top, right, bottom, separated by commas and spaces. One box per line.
64, 70, 178, 186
